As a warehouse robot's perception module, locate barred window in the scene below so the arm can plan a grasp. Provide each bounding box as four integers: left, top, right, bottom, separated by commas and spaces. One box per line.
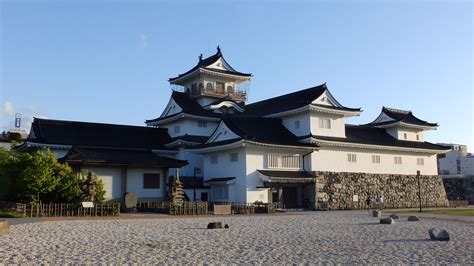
372, 155, 381, 164
319, 118, 331, 129
268, 154, 300, 169
295, 120, 300, 129
417, 158, 424, 165
394, 156, 402, 164
347, 154, 357, 163
198, 121, 207, 128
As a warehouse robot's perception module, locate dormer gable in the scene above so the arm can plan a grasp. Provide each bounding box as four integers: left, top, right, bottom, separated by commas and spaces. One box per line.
206, 121, 240, 143
365, 107, 439, 142
159, 97, 183, 118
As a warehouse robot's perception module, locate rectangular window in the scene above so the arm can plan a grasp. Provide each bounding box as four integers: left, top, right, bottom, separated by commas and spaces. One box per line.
198, 121, 207, 128
319, 118, 331, 129
230, 152, 238, 162
173, 126, 180, 134
404, 133, 407, 139
295, 120, 300, 129
394, 156, 402, 164
416, 134, 420, 141
417, 158, 424, 165
372, 155, 381, 164
210, 155, 218, 164
143, 174, 160, 189
268, 154, 300, 169
347, 154, 357, 163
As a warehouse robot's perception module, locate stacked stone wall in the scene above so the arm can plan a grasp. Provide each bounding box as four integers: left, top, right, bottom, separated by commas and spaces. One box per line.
312, 171, 449, 210
443, 176, 474, 204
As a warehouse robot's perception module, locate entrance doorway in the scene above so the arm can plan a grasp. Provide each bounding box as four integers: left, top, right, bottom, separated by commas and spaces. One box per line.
282, 187, 298, 208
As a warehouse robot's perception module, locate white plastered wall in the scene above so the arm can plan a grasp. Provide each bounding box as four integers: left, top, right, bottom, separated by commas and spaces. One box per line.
88, 166, 123, 200
203, 147, 246, 202
386, 127, 425, 142
160, 119, 218, 138
310, 112, 346, 138
126, 167, 165, 201
310, 146, 438, 175
281, 112, 311, 137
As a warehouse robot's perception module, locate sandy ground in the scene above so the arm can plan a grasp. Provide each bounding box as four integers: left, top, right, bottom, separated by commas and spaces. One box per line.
1, 211, 473, 264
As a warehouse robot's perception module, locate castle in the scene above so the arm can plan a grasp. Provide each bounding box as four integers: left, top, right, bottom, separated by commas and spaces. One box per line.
19, 47, 450, 209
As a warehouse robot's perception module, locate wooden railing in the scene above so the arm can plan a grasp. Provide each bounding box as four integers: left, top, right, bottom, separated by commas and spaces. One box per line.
137, 201, 208, 215
213, 202, 278, 214
14, 202, 120, 217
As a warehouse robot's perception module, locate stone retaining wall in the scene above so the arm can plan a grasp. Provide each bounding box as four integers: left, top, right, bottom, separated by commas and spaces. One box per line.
443, 176, 474, 204
311, 171, 449, 210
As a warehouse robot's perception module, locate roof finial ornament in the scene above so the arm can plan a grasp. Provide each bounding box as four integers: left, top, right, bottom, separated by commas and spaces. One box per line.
199, 54, 203, 61
216, 45, 221, 55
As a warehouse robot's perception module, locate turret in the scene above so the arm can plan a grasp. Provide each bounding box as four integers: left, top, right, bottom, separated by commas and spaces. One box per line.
168, 46, 252, 104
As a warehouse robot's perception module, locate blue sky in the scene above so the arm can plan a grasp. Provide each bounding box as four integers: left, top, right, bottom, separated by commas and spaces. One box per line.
1, 0, 472, 149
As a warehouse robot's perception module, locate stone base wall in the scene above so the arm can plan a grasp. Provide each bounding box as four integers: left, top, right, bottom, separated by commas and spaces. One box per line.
313, 171, 449, 210
443, 176, 474, 204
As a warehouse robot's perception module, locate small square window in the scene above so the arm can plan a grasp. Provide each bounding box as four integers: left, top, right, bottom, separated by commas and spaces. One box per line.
295, 120, 300, 129
417, 158, 424, 165
230, 153, 238, 162
143, 174, 160, 189
173, 126, 180, 134
210, 155, 218, 164
404, 133, 407, 139
198, 121, 207, 128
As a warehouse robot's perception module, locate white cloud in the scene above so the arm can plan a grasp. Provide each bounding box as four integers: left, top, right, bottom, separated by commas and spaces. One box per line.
2, 101, 14, 116
139, 33, 149, 48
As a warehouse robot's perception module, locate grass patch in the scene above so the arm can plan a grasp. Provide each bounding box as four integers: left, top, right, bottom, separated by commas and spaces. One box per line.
0, 209, 24, 218
400, 209, 474, 216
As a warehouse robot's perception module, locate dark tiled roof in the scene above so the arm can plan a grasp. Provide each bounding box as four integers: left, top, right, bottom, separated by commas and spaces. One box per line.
312, 125, 449, 151
29, 118, 173, 150
205, 177, 236, 183
168, 47, 251, 82
258, 170, 315, 179
61, 146, 187, 167
170, 134, 209, 144
244, 84, 360, 116
179, 176, 210, 189
222, 115, 318, 147
367, 107, 438, 127
145, 91, 220, 123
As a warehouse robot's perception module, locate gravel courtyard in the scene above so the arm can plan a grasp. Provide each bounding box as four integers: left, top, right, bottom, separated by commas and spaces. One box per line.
1, 211, 473, 264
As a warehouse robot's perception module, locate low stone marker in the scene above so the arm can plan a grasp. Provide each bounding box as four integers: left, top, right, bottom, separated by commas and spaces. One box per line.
124, 192, 138, 211
207, 222, 223, 229
372, 210, 382, 218
213, 204, 232, 215
428, 228, 450, 241
0, 220, 10, 235
408, 216, 420, 221
389, 214, 399, 219
380, 217, 394, 224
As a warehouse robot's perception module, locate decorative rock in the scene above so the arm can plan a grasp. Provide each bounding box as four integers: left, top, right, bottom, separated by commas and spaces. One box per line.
428, 228, 450, 241
408, 216, 420, 221
207, 222, 222, 229
224, 224, 229, 229
0, 219, 10, 235
380, 217, 394, 224
124, 192, 138, 209
389, 214, 399, 219
372, 210, 382, 218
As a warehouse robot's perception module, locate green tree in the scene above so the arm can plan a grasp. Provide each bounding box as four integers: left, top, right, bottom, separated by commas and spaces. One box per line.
0, 148, 106, 204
